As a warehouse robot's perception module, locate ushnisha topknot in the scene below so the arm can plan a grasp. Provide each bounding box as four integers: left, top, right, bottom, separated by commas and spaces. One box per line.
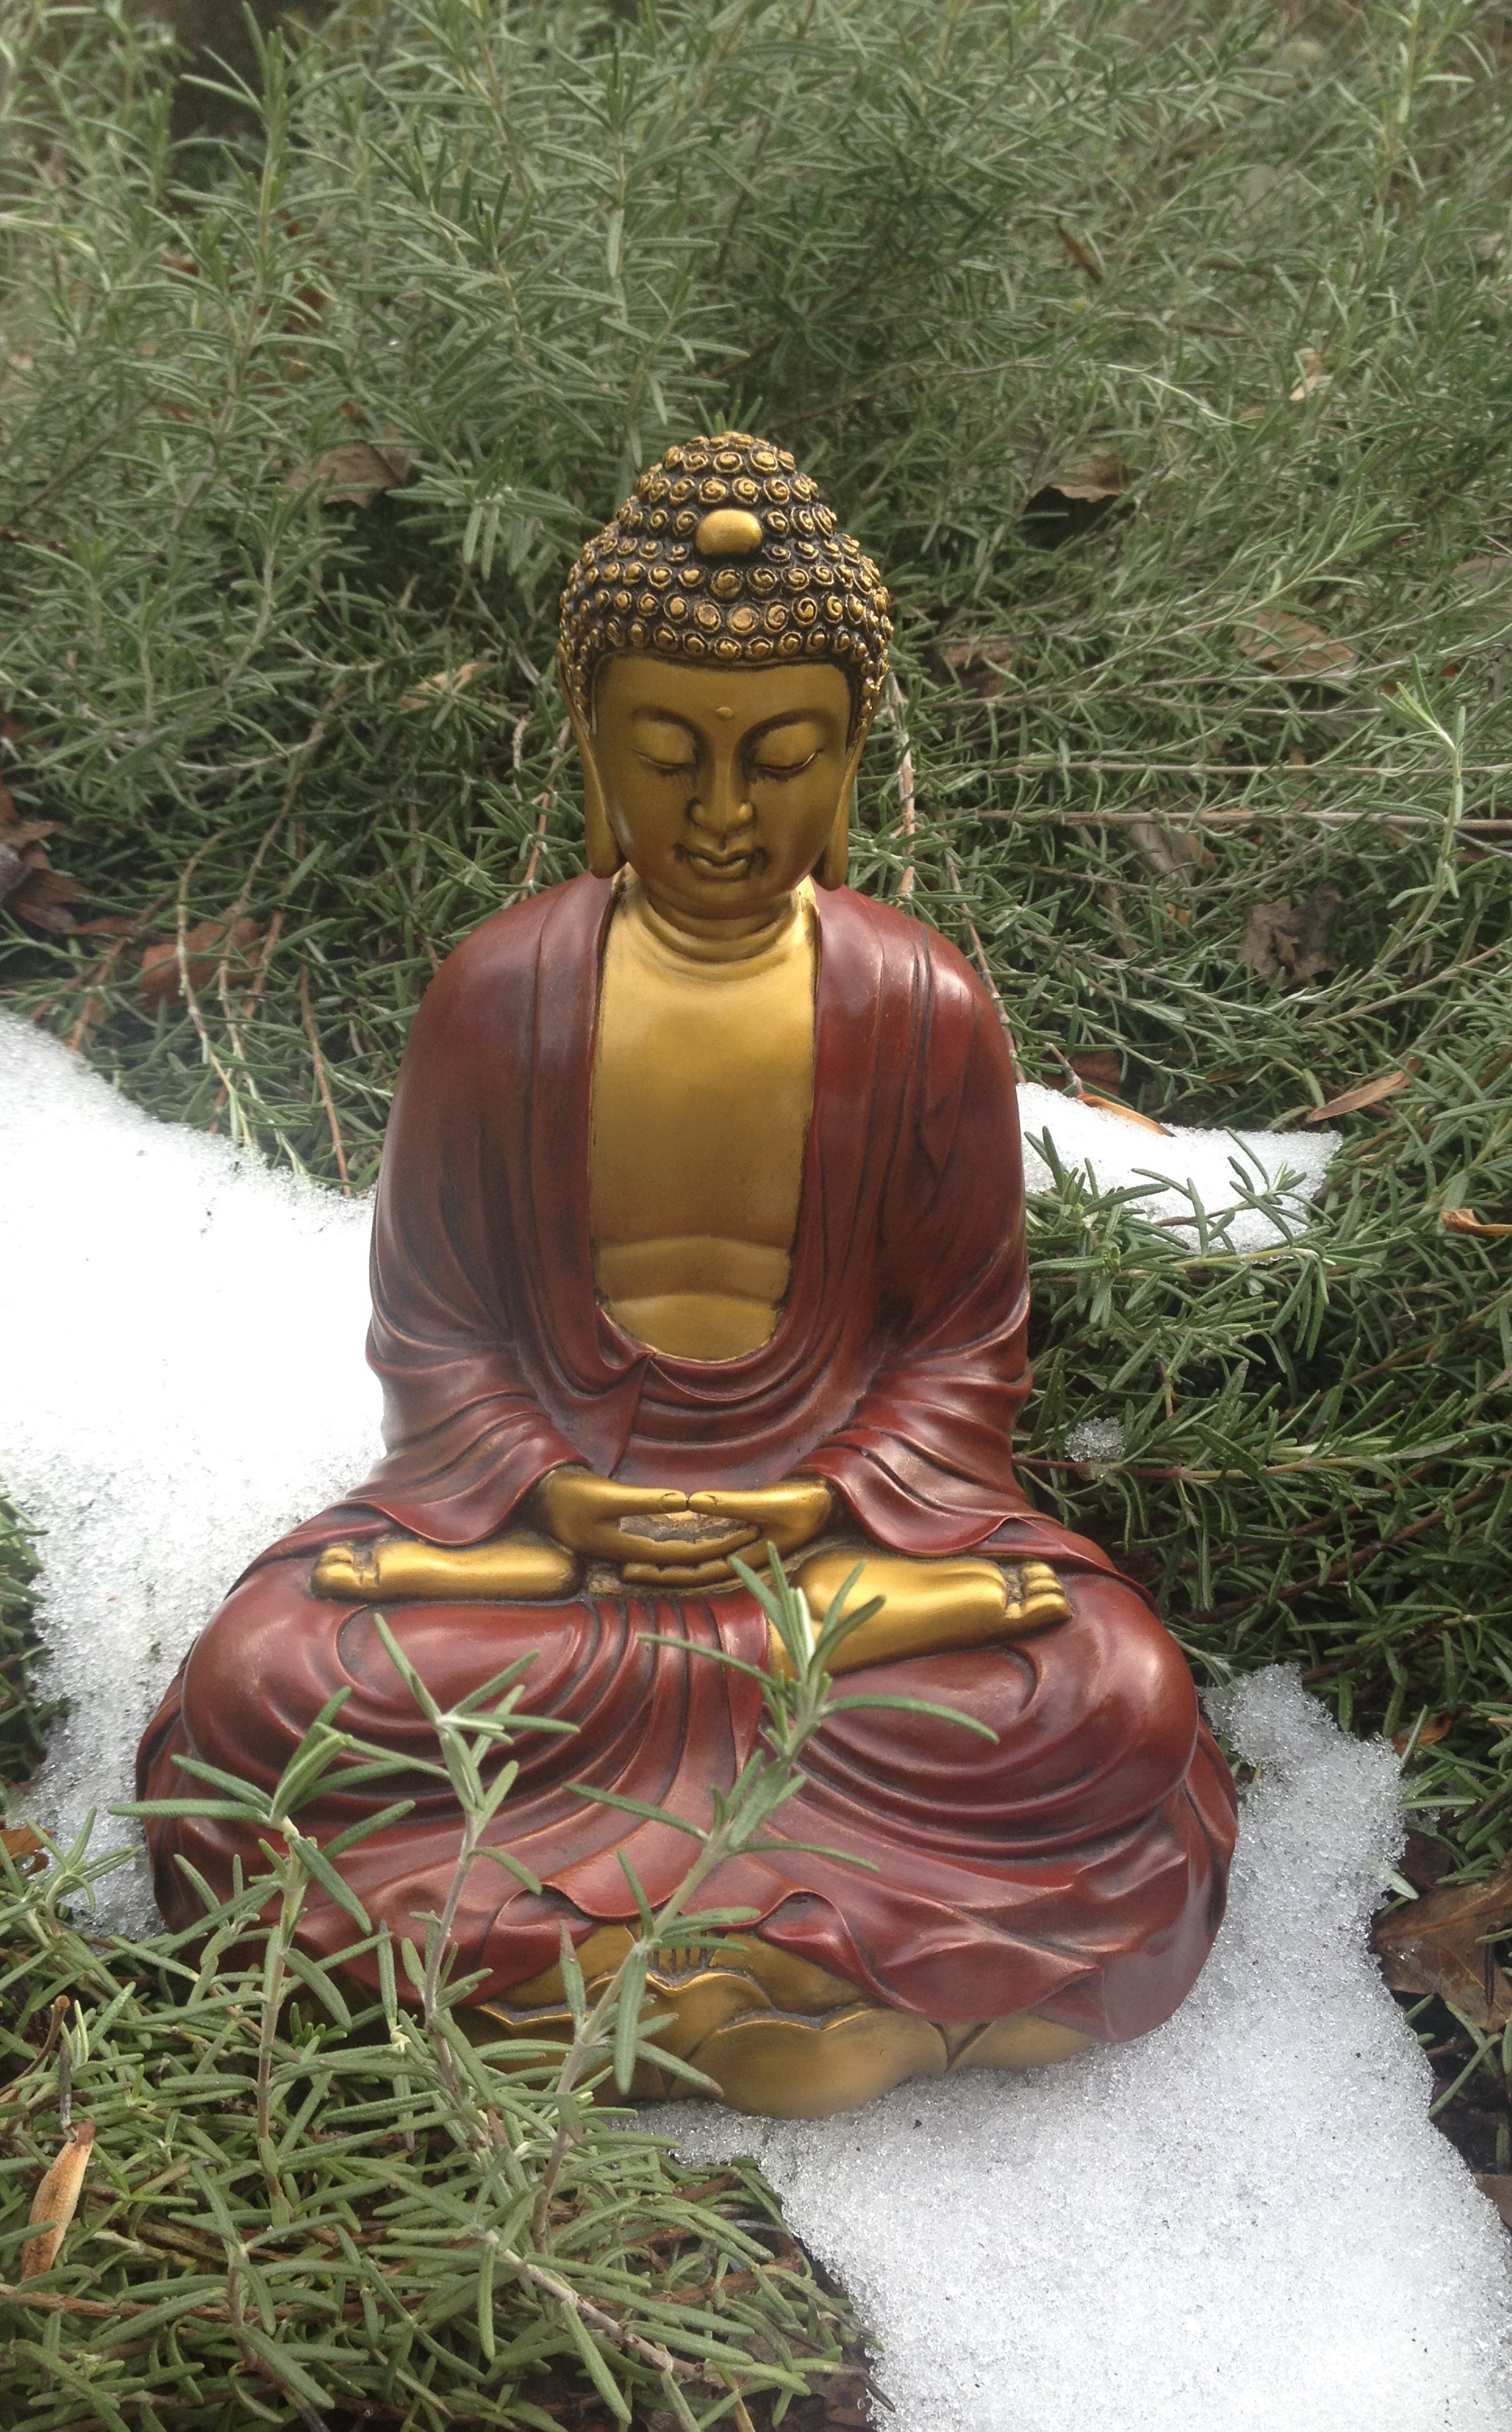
559, 432, 892, 734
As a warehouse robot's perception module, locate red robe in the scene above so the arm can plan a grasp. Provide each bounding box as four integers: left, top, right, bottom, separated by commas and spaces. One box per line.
138, 876, 1235, 2040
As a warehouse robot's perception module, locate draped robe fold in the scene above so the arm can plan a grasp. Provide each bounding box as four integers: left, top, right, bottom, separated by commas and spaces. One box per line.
138, 876, 1236, 2043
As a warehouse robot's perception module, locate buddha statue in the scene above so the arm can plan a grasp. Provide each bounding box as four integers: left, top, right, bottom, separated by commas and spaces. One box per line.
138, 433, 1236, 2119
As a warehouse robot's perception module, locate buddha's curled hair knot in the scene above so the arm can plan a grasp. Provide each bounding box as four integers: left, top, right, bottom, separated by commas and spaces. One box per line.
559, 432, 892, 732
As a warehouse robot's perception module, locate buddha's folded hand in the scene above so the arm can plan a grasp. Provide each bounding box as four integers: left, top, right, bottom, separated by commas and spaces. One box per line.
686, 1477, 834, 1552
531, 1464, 760, 1579
618, 1475, 834, 1587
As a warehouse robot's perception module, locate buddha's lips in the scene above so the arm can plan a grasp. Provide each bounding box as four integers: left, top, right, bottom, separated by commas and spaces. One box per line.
679, 843, 764, 879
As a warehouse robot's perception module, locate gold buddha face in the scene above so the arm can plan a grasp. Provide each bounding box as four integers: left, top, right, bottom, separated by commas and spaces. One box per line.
587, 654, 856, 926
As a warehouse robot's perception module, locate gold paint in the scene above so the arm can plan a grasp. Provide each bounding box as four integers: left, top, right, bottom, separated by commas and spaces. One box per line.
501, 1930, 866, 2018
543, 1468, 783, 1588
618, 1476, 834, 1589
950, 2015, 1095, 2071
589, 878, 815, 1362
775, 1552, 1073, 1675
467, 1930, 1091, 2118
695, 507, 765, 556
692, 2007, 949, 2119
579, 654, 860, 926
312, 1529, 579, 1604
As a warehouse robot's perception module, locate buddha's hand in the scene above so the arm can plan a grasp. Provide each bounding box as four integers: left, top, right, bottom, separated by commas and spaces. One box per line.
614, 1477, 834, 1589
686, 1477, 834, 1557
530, 1466, 761, 1585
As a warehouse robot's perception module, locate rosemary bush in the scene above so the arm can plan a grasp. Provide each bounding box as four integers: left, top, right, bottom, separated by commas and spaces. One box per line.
1, 0, 1511, 2246
0, 1560, 901, 2427
0, 1499, 51, 1788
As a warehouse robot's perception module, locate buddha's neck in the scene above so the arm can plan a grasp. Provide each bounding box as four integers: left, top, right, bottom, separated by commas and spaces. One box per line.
632, 878, 804, 967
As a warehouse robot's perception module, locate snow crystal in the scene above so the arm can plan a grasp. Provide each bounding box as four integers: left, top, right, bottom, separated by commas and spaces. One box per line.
654, 1670, 1512, 2431
1063, 1414, 1126, 1465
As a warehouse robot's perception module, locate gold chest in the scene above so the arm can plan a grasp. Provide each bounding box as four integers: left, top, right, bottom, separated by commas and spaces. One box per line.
589, 883, 816, 1361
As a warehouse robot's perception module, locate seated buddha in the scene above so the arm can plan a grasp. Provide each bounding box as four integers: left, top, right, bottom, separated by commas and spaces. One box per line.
138, 432, 1236, 2119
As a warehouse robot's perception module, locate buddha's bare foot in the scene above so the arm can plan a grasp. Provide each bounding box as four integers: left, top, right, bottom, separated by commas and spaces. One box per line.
1013, 1560, 1074, 1629
312, 1531, 580, 1603
783, 1549, 1072, 1676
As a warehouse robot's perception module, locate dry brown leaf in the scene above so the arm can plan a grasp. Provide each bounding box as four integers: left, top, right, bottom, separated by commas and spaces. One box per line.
1374, 1858, 1512, 2031
1077, 1088, 1171, 1134
289, 435, 417, 507
1392, 1713, 1453, 1755
1127, 818, 1213, 882
0, 826, 54, 904
138, 916, 262, 1006
398, 659, 489, 709
1442, 1207, 1512, 1240
5, 865, 86, 933
1238, 608, 1357, 682
1306, 1070, 1409, 1123
941, 635, 1015, 700
1069, 1051, 1123, 1093
1046, 450, 1130, 501
1475, 2174, 1512, 2229
21, 2122, 95, 2279
1288, 347, 1327, 401
0, 780, 85, 933
1239, 886, 1343, 986
2, 1824, 46, 1875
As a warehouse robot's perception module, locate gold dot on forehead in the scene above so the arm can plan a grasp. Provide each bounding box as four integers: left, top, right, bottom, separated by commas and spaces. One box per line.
716, 704, 733, 719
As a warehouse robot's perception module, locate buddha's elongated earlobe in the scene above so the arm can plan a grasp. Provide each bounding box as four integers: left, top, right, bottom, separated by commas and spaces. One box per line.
561, 656, 625, 879
818, 791, 851, 890
817, 715, 874, 890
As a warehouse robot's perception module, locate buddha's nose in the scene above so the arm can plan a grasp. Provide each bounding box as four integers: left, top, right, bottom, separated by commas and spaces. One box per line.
688, 768, 754, 847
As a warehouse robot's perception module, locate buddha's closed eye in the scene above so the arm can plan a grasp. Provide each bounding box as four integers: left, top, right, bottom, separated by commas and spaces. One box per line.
751, 719, 826, 781
632, 715, 697, 774
751, 745, 821, 782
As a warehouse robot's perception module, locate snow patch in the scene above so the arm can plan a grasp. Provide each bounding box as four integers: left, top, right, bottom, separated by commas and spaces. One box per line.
0, 1017, 382, 1910
653, 1671, 1512, 2431
1017, 1078, 1338, 1249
